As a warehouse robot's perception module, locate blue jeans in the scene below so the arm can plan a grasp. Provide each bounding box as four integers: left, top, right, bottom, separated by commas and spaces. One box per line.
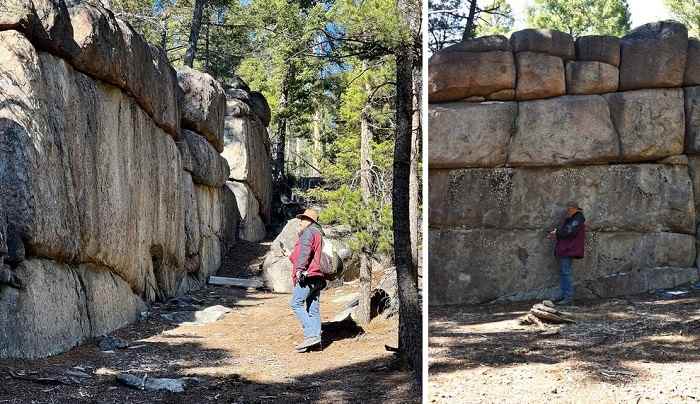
559, 256, 574, 300
290, 279, 323, 339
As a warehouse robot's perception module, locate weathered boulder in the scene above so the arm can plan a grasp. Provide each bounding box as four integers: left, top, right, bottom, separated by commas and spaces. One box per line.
575, 35, 620, 66
604, 88, 685, 161
515, 52, 565, 100
429, 165, 695, 234
685, 156, 700, 223
262, 219, 350, 293
67, 3, 181, 136
428, 101, 516, 168
226, 181, 266, 242
619, 21, 688, 90
223, 74, 250, 92
177, 66, 226, 152
509, 95, 618, 166
428, 49, 515, 103
565, 61, 619, 94
0, 31, 185, 300
223, 104, 272, 222
438, 35, 511, 52
262, 253, 293, 294
510, 28, 575, 59
429, 229, 696, 305
0, 258, 146, 358
0, 0, 78, 57
194, 184, 226, 279
685, 38, 700, 86
686, 86, 700, 153
182, 174, 200, 272
249, 91, 271, 127
577, 266, 700, 301
181, 129, 230, 187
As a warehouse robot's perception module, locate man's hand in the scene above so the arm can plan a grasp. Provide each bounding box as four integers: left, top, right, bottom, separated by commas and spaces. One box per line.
546, 229, 557, 240
296, 270, 308, 285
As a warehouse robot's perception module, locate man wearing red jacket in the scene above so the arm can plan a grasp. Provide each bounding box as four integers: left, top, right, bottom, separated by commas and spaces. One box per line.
548, 201, 586, 306
289, 209, 326, 352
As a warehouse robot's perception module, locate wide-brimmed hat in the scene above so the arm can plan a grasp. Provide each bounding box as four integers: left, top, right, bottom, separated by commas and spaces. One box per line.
296, 209, 319, 224
566, 201, 582, 210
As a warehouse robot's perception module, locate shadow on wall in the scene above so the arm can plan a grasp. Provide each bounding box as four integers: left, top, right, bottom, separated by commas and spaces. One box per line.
429, 292, 700, 385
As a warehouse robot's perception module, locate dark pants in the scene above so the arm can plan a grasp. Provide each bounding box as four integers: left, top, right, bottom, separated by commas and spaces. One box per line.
559, 256, 574, 300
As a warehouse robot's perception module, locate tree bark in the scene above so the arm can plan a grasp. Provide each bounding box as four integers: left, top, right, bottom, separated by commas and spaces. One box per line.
272, 65, 292, 205
184, 0, 207, 67
394, 44, 422, 383
409, 64, 421, 269
312, 109, 322, 168
357, 60, 375, 325
360, 61, 374, 203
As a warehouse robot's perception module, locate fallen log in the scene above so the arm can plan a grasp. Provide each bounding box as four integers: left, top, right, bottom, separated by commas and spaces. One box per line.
208, 276, 263, 289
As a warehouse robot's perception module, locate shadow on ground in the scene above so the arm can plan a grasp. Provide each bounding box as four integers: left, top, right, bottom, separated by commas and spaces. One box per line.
429, 290, 700, 384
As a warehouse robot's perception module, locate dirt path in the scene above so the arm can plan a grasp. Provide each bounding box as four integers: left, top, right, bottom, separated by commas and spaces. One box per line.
0, 243, 419, 403
429, 290, 700, 404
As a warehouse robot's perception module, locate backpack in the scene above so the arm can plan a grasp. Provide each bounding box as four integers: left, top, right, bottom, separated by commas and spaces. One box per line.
318, 239, 339, 280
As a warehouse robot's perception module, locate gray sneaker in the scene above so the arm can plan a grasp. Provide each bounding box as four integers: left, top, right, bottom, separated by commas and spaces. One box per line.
554, 297, 573, 306
295, 336, 322, 352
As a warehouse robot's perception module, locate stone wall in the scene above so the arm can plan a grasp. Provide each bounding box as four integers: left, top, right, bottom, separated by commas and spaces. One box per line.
429, 21, 700, 306
0, 0, 269, 357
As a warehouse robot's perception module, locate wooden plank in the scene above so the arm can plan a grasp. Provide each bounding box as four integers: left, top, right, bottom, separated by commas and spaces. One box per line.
207, 276, 263, 289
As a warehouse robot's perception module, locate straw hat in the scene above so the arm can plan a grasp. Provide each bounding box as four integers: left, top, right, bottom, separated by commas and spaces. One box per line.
296, 209, 319, 224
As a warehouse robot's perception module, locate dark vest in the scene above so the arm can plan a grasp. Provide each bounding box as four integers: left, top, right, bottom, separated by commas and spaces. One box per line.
555, 215, 586, 258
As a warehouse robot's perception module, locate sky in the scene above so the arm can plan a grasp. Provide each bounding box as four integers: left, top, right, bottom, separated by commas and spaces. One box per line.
507, 0, 675, 30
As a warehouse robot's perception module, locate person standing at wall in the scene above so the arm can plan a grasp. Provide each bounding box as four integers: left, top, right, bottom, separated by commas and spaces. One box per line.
547, 201, 586, 305
289, 209, 327, 352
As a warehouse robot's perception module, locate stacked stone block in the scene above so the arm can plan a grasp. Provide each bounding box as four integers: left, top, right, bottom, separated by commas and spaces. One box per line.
429, 21, 700, 305
0, 0, 269, 357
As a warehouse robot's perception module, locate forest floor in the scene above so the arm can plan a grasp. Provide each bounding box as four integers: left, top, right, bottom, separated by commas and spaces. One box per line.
0, 240, 419, 403
429, 288, 700, 404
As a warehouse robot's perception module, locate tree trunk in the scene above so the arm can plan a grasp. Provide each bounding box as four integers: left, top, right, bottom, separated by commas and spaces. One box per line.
463, 0, 478, 40
360, 62, 374, 203
272, 65, 292, 207
409, 64, 421, 269
312, 109, 322, 168
357, 61, 375, 325
160, 16, 168, 50
204, 13, 210, 72
357, 252, 372, 325
184, 0, 206, 67
394, 44, 422, 383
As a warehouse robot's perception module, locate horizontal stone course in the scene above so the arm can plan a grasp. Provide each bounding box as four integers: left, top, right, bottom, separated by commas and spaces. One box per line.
429, 164, 694, 234
429, 229, 696, 305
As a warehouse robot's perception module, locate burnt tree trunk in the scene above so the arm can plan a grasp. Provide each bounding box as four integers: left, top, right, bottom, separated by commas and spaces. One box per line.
394, 43, 422, 383
463, 0, 478, 40
184, 0, 206, 67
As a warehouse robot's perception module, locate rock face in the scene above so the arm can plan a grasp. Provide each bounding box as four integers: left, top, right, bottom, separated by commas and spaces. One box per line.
565, 61, 619, 94
226, 181, 266, 242
222, 91, 273, 223
0, 31, 185, 301
619, 21, 688, 90
575, 35, 620, 66
429, 229, 696, 305
428, 101, 516, 168
515, 52, 565, 100
510, 28, 575, 59
430, 21, 699, 306
509, 95, 618, 166
181, 129, 230, 187
0, 258, 146, 358
0, 3, 259, 358
686, 86, 700, 153
428, 47, 515, 103
177, 66, 226, 152
685, 38, 700, 86
604, 88, 685, 161
430, 165, 694, 234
